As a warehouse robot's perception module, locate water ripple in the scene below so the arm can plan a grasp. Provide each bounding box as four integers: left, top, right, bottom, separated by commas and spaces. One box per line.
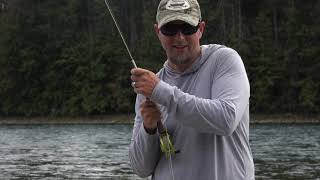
0, 124, 319, 179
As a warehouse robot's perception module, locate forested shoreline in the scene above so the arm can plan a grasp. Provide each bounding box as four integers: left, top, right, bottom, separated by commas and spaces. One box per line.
1, 114, 320, 125
0, 0, 319, 118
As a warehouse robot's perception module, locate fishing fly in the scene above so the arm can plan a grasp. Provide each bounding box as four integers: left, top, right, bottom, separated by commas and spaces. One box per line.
103, 0, 175, 179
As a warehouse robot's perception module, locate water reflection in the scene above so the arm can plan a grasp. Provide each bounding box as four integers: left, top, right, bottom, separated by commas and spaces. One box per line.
0, 124, 319, 179
250, 124, 320, 179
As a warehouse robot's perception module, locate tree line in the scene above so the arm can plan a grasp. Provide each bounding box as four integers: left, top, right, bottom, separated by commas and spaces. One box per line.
0, 0, 319, 117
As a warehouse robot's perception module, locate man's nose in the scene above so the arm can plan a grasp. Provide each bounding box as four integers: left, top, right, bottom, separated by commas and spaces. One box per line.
174, 31, 186, 40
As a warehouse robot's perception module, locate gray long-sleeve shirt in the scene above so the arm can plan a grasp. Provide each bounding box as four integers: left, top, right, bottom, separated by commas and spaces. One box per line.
129, 44, 255, 180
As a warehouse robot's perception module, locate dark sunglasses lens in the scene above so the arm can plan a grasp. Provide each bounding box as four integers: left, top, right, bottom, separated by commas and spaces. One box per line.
160, 23, 199, 36
160, 24, 178, 36
181, 24, 199, 35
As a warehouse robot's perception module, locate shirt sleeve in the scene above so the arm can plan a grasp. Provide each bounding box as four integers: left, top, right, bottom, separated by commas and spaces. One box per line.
150, 48, 250, 136
128, 94, 160, 177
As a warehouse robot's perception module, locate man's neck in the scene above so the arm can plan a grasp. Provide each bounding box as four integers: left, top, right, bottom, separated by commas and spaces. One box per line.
168, 60, 194, 72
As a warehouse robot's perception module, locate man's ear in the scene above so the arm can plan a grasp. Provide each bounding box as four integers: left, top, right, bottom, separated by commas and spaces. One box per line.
198, 21, 206, 38
154, 24, 162, 40
154, 24, 160, 34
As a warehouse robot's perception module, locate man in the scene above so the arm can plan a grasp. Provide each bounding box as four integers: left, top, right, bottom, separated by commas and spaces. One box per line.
129, 0, 255, 179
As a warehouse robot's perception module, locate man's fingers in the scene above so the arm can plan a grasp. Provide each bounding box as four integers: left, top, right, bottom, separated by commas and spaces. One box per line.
140, 100, 157, 108
131, 82, 137, 88
130, 68, 158, 97
131, 75, 138, 82
145, 100, 155, 106
131, 68, 149, 75
132, 81, 144, 89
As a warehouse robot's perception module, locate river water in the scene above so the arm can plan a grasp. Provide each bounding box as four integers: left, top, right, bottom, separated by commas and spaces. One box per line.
0, 124, 319, 179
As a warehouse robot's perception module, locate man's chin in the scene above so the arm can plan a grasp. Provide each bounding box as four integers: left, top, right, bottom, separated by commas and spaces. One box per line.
171, 57, 189, 65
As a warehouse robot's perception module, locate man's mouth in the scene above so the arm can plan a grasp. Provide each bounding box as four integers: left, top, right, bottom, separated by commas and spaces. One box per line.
173, 45, 187, 49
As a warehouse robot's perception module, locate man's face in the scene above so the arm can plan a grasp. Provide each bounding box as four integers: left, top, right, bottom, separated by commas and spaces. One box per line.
155, 20, 205, 68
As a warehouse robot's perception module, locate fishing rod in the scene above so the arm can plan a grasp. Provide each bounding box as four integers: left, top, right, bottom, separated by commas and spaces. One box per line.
104, 0, 137, 68
103, 0, 175, 179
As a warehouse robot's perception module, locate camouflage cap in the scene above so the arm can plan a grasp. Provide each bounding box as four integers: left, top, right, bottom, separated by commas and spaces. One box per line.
156, 0, 201, 28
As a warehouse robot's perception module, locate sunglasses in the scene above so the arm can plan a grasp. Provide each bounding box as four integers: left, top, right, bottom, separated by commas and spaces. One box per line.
160, 23, 200, 36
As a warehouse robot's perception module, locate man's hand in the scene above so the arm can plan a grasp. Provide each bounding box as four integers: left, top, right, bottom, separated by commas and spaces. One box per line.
140, 100, 161, 134
131, 68, 160, 98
